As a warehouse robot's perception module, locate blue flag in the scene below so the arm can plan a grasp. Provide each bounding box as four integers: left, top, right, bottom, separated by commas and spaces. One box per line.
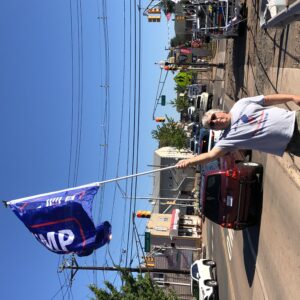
7, 183, 111, 256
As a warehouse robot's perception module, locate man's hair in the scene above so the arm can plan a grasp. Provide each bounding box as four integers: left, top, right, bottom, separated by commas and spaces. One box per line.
202, 108, 225, 128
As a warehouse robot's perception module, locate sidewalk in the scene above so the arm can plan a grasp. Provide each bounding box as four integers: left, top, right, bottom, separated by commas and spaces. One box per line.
210, 40, 227, 109
244, 64, 300, 181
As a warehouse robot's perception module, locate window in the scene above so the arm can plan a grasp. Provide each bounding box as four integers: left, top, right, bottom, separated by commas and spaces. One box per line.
204, 175, 221, 223
178, 228, 193, 236
153, 273, 164, 280
153, 273, 164, 287
179, 218, 193, 225
191, 264, 199, 278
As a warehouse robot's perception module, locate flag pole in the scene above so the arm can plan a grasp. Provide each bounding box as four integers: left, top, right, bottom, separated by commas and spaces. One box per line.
96, 165, 176, 185
3, 165, 177, 206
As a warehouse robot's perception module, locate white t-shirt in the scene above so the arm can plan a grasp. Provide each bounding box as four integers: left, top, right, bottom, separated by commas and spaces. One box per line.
215, 95, 296, 156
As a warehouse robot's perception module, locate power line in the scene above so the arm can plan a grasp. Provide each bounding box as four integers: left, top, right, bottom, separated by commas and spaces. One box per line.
67, 0, 75, 189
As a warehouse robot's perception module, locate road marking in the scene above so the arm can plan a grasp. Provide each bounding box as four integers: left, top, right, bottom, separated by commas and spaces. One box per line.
220, 228, 236, 300
245, 229, 269, 300
226, 229, 234, 261
205, 224, 211, 258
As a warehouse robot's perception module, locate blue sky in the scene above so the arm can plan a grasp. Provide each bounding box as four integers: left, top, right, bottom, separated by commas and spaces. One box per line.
0, 1, 177, 299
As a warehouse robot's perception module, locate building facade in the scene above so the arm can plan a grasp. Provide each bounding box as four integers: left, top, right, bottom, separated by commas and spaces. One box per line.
145, 211, 202, 300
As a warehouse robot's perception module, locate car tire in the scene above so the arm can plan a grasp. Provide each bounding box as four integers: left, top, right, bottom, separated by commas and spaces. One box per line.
203, 259, 216, 267
204, 279, 218, 287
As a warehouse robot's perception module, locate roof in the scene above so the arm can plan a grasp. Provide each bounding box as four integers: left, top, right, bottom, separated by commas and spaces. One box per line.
155, 146, 193, 159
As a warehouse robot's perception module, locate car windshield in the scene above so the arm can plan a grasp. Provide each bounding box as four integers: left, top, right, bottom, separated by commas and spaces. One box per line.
204, 175, 221, 222
200, 161, 220, 211
191, 263, 199, 279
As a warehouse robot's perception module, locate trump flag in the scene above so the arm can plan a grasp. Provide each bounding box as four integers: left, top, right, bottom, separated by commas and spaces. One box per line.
7, 183, 111, 256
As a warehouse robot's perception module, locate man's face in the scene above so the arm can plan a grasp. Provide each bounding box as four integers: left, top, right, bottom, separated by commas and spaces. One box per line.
209, 112, 231, 130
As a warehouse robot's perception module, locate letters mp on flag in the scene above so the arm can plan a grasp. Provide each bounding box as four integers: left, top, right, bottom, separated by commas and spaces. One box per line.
7, 183, 112, 256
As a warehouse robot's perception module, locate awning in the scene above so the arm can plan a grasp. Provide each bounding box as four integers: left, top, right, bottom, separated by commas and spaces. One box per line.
169, 209, 180, 239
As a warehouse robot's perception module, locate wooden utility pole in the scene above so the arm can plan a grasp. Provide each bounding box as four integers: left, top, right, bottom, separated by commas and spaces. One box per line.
62, 264, 190, 275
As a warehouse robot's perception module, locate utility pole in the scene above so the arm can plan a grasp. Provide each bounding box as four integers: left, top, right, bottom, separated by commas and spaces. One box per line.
178, 62, 226, 69
123, 196, 195, 202
62, 264, 190, 275
154, 279, 191, 287
158, 202, 195, 207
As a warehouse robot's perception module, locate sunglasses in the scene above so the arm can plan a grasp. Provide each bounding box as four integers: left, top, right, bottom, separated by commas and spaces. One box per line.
209, 113, 217, 128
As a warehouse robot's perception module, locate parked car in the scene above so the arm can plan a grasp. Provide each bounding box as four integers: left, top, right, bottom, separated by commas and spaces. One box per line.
195, 92, 213, 112
200, 152, 263, 230
190, 259, 218, 300
190, 137, 199, 153
188, 106, 201, 123
192, 123, 200, 136
190, 127, 210, 155
194, 128, 210, 173
190, 112, 200, 123
188, 106, 196, 117
197, 128, 210, 154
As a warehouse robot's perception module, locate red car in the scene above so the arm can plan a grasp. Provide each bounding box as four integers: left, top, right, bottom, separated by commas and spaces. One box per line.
200, 152, 263, 230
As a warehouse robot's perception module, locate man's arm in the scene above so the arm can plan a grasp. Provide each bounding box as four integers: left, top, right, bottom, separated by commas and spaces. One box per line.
264, 94, 300, 106
176, 147, 226, 169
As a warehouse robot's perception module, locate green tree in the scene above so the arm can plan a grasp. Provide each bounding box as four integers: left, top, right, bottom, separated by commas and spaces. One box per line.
174, 84, 186, 94
169, 95, 189, 112
158, 0, 176, 15
174, 72, 192, 88
89, 268, 178, 300
170, 36, 186, 48
152, 116, 187, 149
